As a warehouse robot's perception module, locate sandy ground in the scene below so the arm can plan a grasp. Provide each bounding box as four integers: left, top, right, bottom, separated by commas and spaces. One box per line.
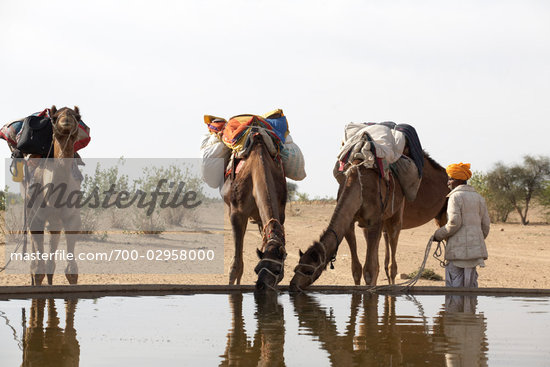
1, 202, 549, 288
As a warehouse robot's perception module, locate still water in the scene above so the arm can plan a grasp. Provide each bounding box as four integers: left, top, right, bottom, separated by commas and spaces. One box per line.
0, 292, 548, 366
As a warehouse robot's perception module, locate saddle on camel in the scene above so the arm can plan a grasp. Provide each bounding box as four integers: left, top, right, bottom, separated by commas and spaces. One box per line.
1, 106, 91, 285
290, 122, 448, 291
200, 109, 305, 291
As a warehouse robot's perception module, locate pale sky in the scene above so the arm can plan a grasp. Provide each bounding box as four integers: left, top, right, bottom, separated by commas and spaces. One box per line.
1, 0, 549, 198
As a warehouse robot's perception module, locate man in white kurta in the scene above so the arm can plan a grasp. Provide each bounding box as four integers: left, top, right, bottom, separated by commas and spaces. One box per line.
434, 163, 491, 287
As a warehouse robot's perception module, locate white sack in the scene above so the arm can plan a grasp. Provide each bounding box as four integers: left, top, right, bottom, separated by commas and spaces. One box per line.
281, 134, 306, 181
200, 134, 230, 189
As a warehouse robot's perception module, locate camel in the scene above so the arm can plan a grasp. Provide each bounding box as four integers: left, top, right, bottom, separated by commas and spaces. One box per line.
22, 298, 80, 367
344, 153, 450, 285
220, 136, 287, 291
27, 106, 82, 286
290, 152, 448, 291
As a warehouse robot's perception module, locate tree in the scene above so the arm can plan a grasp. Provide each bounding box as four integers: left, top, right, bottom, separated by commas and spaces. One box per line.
486, 155, 550, 225
538, 180, 550, 221
0, 189, 5, 211
470, 171, 514, 222
286, 181, 298, 202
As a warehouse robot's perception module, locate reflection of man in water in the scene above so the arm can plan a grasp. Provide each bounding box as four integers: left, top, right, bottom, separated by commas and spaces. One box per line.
436, 296, 488, 367
434, 162, 490, 287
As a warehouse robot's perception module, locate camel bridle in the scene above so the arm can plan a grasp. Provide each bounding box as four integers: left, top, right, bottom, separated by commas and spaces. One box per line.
294, 229, 339, 290
51, 111, 80, 156
256, 218, 286, 291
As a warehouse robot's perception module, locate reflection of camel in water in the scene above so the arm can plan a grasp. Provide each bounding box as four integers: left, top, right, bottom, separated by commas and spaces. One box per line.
219, 292, 285, 366
22, 298, 80, 367
291, 293, 445, 366
28, 106, 83, 286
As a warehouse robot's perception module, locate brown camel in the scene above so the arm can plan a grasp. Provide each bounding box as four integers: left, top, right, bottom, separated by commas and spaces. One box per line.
27, 106, 82, 286
22, 298, 80, 367
290, 152, 448, 291
220, 136, 287, 291
344, 153, 449, 285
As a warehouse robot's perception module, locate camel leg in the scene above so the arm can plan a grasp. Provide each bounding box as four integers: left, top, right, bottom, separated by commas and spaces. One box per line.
344, 224, 362, 285
383, 231, 390, 284
356, 293, 379, 350
29, 222, 46, 286
383, 210, 403, 285
362, 223, 382, 286
46, 230, 61, 285
64, 216, 81, 285
65, 299, 78, 339
229, 212, 248, 285
47, 298, 60, 329
65, 234, 79, 285
347, 293, 361, 345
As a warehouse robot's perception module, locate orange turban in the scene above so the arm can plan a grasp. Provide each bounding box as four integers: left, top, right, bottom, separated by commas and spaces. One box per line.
446, 162, 472, 180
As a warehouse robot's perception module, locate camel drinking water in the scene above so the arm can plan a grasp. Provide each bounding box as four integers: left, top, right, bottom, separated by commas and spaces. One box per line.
290, 149, 448, 291
221, 136, 288, 291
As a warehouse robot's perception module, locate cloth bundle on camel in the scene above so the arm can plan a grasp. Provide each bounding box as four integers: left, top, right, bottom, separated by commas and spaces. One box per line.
201, 109, 306, 189
1, 108, 91, 183
0, 109, 91, 156
336, 122, 424, 201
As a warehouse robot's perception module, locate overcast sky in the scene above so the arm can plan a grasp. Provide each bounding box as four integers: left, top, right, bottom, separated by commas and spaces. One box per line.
1, 0, 549, 198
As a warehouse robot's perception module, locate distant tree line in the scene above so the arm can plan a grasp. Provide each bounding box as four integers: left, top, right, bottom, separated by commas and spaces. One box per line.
470, 155, 550, 225
2, 156, 548, 226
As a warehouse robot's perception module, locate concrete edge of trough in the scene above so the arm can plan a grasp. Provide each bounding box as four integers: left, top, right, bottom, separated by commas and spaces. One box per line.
0, 284, 549, 299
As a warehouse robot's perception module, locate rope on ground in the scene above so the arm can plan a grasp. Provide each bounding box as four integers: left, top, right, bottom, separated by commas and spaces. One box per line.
367, 236, 445, 293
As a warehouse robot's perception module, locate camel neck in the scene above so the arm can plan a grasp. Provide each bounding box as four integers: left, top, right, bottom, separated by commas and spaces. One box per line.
53, 135, 75, 158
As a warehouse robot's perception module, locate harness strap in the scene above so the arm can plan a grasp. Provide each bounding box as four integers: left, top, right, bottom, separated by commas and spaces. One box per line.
324, 228, 339, 269
257, 257, 285, 292
262, 218, 285, 250
257, 267, 280, 292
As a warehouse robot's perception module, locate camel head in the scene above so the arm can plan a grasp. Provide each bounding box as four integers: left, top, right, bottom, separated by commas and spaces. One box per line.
50, 105, 80, 137
289, 242, 328, 292
254, 241, 286, 292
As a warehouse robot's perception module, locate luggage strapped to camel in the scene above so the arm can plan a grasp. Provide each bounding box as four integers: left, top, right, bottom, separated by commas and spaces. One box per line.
336, 121, 424, 202
0, 108, 91, 181
201, 109, 306, 189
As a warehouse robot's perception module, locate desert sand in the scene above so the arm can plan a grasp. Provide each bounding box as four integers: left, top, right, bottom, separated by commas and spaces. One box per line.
1, 202, 549, 289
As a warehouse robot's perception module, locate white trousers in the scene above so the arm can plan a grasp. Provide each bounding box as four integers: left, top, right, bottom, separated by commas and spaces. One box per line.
445, 262, 478, 287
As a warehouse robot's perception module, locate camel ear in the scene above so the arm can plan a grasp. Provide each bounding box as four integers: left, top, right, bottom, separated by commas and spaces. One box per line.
73, 106, 81, 121
278, 247, 287, 258
50, 105, 57, 117
256, 248, 264, 259
299, 249, 304, 257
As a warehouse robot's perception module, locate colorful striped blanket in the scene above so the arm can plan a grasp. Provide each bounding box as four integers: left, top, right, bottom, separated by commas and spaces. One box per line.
203, 109, 289, 155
